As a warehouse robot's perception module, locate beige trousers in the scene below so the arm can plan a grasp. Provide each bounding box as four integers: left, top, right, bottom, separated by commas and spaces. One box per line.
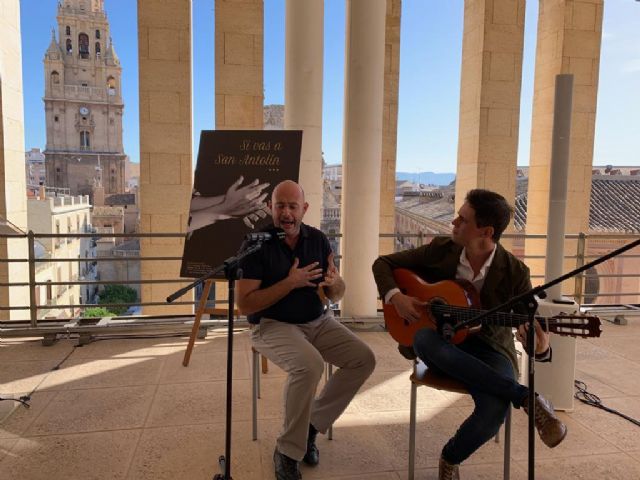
251, 311, 376, 460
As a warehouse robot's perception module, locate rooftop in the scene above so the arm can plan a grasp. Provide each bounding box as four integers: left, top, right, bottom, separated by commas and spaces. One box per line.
1, 315, 639, 479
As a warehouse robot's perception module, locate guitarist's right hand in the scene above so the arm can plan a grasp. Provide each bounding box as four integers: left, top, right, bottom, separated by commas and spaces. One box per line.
389, 292, 424, 324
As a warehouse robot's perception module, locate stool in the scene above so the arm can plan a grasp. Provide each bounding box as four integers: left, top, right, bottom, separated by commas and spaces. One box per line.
409, 360, 511, 480
251, 347, 333, 441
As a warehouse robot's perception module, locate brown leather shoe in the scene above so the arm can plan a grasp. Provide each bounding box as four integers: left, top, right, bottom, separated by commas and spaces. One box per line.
438, 456, 460, 480
523, 394, 567, 448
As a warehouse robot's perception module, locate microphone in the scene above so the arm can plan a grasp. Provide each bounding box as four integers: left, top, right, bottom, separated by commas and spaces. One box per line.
245, 229, 285, 242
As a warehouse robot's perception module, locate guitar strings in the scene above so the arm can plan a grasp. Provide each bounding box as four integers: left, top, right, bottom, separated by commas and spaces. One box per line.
426, 302, 591, 329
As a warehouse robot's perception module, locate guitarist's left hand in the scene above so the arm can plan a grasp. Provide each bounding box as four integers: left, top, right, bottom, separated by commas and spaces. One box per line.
516, 320, 550, 355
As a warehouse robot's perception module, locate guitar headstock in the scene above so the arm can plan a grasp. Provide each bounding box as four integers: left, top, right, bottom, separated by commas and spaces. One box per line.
547, 315, 602, 338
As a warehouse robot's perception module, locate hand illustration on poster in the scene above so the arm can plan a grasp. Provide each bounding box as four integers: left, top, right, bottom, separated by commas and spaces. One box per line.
180, 130, 302, 278
187, 176, 270, 234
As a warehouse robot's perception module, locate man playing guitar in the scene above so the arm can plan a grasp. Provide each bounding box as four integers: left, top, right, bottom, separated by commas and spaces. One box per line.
372, 189, 567, 480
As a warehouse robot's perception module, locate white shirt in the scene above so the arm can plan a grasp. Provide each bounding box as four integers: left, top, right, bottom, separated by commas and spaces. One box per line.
384, 245, 497, 303
456, 244, 497, 293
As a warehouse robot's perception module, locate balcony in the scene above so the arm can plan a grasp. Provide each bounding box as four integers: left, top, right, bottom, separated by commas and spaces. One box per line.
0, 319, 639, 479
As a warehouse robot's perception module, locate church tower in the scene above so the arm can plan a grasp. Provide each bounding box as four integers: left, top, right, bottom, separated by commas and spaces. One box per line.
43, 0, 126, 197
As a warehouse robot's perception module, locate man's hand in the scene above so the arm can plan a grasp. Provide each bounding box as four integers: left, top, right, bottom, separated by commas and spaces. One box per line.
389, 292, 425, 324
515, 320, 550, 355
287, 258, 323, 289
319, 252, 339, 290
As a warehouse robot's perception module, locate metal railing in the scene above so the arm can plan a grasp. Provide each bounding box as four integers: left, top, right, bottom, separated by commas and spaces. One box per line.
0, 230, 638, 329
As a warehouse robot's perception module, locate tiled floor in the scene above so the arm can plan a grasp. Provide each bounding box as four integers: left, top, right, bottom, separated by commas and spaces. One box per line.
1, 317, 639, 479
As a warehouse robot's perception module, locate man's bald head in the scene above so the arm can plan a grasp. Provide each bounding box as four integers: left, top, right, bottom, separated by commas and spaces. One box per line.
270, 180, 308, 237
271, 180, 305, 204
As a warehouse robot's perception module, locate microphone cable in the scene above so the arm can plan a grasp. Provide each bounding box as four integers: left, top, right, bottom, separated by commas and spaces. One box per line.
0, 343, 79, 410
574, 379, 640, 427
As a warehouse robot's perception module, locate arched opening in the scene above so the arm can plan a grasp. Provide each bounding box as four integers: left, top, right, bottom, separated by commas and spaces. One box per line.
95, 29, 101, 39
78, 33, 89, 58
50, 71, 60, 85
107, 76, 116, 95
66, 38, 72, 54
95, 42, 101, 56
66, 25, 71, 36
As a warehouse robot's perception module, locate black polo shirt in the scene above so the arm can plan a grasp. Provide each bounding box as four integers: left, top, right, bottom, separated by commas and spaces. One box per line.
239, 223, 332, 324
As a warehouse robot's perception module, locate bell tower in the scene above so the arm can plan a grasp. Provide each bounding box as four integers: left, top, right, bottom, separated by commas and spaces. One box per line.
44, 0, 126, 197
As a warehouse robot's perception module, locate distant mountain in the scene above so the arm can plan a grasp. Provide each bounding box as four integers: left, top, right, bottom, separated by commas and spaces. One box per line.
396, 171, 455, 186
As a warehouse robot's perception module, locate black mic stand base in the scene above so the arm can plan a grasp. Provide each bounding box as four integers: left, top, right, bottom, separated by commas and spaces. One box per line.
213, 455, 231, 480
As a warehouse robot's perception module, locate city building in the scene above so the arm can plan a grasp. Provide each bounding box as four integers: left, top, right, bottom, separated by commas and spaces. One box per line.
43, 0, 126, 199
25, 147, 46, 187
27, 187, 96, 318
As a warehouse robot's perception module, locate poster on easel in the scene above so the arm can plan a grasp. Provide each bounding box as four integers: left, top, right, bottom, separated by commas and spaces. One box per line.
180, 130, 302, 278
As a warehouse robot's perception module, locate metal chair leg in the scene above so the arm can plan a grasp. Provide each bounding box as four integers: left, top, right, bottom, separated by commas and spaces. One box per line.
252, 348, 259, 441
503, 406, 511, 480
326, 363, 333, 440
408, 381, 417, 480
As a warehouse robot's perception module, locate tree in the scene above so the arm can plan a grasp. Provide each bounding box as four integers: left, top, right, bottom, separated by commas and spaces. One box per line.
83, 306, 117, 318
98, 284, 138, 315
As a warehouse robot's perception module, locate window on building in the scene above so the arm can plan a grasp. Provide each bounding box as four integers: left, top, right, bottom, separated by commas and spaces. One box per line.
95, 42, 101, 56
54, 115, 59, 122
80, 131, 90, 149
95, 29, 101, 39
107, 76, 116, 96
78, 33, 89, 58
66, 26, 71, 36
50, 71, 60, 85
66, 38, 72, 54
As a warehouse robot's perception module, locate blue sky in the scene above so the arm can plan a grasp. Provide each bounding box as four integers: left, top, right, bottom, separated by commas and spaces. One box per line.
20, 0, 640, 174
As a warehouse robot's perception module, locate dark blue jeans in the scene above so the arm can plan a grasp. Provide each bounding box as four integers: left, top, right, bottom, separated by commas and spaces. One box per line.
413, 328, 529, 465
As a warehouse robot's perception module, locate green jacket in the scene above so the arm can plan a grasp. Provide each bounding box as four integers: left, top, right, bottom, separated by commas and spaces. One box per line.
372, 236, 532, 374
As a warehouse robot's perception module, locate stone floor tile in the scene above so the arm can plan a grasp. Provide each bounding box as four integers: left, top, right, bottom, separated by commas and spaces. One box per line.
0, 338, 75, 362
591, 336, 640, 362
0, 359, 65, 394
0, 430, 140, 480
0, 390, 57, 439
25, 385, 157, 435
38, 355, 165, 391
126, 422, 262, 480
507, 409, 621, 461
159, 348, 250, 383
568, 396, 640, 451
573, 369, 628, 398
573, 358, 640, 396
0, 438, 18, 463
72, 337, 188, 359
349, 368, 456, 414
516, 452, 640, 480
146, 380, 252, 427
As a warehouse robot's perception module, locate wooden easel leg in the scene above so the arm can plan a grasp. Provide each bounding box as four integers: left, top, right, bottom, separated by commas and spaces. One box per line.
183, 279, 212, 366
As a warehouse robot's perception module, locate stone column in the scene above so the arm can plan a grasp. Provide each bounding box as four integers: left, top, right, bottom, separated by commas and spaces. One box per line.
455, 0, 526, 213
215, 0, 264, 130
526, 0, 604, 281
340, 0, 386, 317
379, 0, 402, 255
284, 0, 323, 227
138, 0, 193, 314
0, 0, 29, 320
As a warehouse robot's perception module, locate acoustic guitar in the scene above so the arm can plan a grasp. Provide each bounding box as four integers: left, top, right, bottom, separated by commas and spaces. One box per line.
383, 269, 602, 347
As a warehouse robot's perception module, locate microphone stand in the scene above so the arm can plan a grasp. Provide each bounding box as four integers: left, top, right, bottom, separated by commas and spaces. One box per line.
167, 239, 269, 480
453, 237, 640, 480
